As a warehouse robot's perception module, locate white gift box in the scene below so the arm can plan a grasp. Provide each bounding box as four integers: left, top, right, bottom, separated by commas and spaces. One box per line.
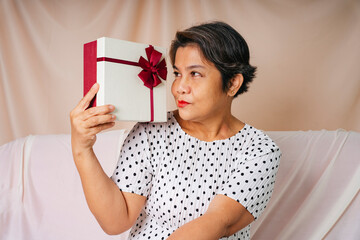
84, 37, 167, 122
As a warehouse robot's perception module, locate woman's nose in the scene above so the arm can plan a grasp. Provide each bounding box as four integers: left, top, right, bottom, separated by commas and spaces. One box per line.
176, 77, 190, 94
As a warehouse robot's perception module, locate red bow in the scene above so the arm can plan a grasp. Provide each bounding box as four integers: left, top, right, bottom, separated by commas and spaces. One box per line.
138, 45, 167, 89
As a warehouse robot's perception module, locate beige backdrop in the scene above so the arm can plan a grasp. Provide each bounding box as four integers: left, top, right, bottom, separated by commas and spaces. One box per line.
1, 0, 359, 145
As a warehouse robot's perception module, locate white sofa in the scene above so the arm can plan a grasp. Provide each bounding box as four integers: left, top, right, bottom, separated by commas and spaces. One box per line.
1, 129, 359, 240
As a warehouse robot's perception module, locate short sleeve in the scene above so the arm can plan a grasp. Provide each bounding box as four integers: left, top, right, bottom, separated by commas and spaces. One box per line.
111, 123, 153, 197
218, 147, 281, 220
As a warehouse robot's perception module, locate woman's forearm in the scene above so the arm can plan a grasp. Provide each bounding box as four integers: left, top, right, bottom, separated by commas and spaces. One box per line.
167, 212, 228, 240
70, 83, 140, 234
73, 148, 130, 234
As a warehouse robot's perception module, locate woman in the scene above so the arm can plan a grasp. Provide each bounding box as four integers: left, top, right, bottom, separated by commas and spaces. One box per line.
70, 21, 281, 240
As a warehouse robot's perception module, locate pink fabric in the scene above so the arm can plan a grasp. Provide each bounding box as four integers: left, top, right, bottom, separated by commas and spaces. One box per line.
0, 129, 359, 239
252, 130, 360, 239
0, 130, 129, 240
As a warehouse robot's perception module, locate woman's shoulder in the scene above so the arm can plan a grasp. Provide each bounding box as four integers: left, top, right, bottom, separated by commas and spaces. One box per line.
238, 124, 281, 160
242, 124, 278, 145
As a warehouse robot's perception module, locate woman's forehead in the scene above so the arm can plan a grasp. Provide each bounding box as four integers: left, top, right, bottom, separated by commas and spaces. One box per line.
174, 45, 214, 69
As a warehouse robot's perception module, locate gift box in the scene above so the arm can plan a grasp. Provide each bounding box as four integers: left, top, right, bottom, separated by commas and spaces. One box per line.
84, 37, 168, 122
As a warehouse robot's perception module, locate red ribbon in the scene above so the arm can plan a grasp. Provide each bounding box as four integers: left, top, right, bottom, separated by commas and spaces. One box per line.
137, 45, 167, 89
97, 45, 167, 122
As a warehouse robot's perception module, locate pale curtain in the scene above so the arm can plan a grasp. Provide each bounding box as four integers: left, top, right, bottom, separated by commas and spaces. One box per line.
1, 0, 359, 144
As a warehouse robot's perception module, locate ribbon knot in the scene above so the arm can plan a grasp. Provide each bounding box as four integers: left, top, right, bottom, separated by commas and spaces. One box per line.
138, 45, 167, 89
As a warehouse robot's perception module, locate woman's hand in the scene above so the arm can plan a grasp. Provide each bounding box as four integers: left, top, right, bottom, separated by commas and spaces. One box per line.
70, 83, 116, 156
69, 83, 146, 235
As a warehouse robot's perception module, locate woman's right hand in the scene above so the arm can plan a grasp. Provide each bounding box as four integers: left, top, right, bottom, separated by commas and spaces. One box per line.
70, 83, 116, 156
69, 83, 145, 235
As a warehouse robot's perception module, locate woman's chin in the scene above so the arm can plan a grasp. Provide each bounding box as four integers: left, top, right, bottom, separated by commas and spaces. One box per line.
177, 108, 196, 121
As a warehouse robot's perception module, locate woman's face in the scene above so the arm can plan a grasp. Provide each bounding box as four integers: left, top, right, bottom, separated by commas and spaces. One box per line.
171, 44, 231, 122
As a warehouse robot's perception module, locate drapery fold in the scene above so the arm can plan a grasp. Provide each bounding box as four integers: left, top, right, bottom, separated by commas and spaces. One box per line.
251, 130, 360, 239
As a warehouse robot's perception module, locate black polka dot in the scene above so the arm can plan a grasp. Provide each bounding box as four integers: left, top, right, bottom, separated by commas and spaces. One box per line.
111, 112, 281, 239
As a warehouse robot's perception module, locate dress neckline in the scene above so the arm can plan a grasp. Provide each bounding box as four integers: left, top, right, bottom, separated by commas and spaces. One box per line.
169, 111, 247, 143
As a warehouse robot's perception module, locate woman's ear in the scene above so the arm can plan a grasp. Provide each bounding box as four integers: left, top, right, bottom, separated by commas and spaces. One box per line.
228, 74, 243, 97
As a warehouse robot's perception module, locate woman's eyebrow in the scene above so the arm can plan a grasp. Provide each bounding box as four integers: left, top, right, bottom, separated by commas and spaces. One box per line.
173, 64, 206, 70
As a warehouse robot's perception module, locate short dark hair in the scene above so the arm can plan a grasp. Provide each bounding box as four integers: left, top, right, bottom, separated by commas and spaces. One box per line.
169, 21, 256, 97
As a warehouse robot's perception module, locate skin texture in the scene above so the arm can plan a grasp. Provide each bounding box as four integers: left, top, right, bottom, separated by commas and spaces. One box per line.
70, 84, 146, 235
171, 44, 245, 142
70, 44, 254, 238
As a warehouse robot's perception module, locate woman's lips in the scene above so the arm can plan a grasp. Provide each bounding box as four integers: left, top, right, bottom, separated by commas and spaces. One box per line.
177, 100, 190, 108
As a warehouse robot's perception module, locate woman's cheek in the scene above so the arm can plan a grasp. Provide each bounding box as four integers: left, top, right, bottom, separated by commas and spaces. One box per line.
171, 80, 177, 98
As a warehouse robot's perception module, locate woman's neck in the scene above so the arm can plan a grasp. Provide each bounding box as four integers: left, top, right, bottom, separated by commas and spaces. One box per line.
173, 110, 245, 142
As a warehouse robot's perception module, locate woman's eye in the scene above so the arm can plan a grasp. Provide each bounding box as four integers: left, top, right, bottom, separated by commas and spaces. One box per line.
173, 71, 181, 77
191, 71, 201, 77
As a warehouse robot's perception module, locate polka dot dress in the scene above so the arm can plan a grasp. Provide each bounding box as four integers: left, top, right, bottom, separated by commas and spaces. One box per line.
112, 112, 281, 239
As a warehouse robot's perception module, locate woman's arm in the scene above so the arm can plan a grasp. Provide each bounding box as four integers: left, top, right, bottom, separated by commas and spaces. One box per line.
168, 147, 281, 239
70, 83, 146, 235
167, 194, 254, 239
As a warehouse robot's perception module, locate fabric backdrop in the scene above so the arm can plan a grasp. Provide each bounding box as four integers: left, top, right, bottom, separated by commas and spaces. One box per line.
1, 0, 360, 145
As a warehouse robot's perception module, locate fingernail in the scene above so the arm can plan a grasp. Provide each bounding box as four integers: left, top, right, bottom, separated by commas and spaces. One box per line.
109, 105, 115, 110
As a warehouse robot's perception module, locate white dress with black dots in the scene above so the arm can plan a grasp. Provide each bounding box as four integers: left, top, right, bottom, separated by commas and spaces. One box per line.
111, 112, 281, 240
